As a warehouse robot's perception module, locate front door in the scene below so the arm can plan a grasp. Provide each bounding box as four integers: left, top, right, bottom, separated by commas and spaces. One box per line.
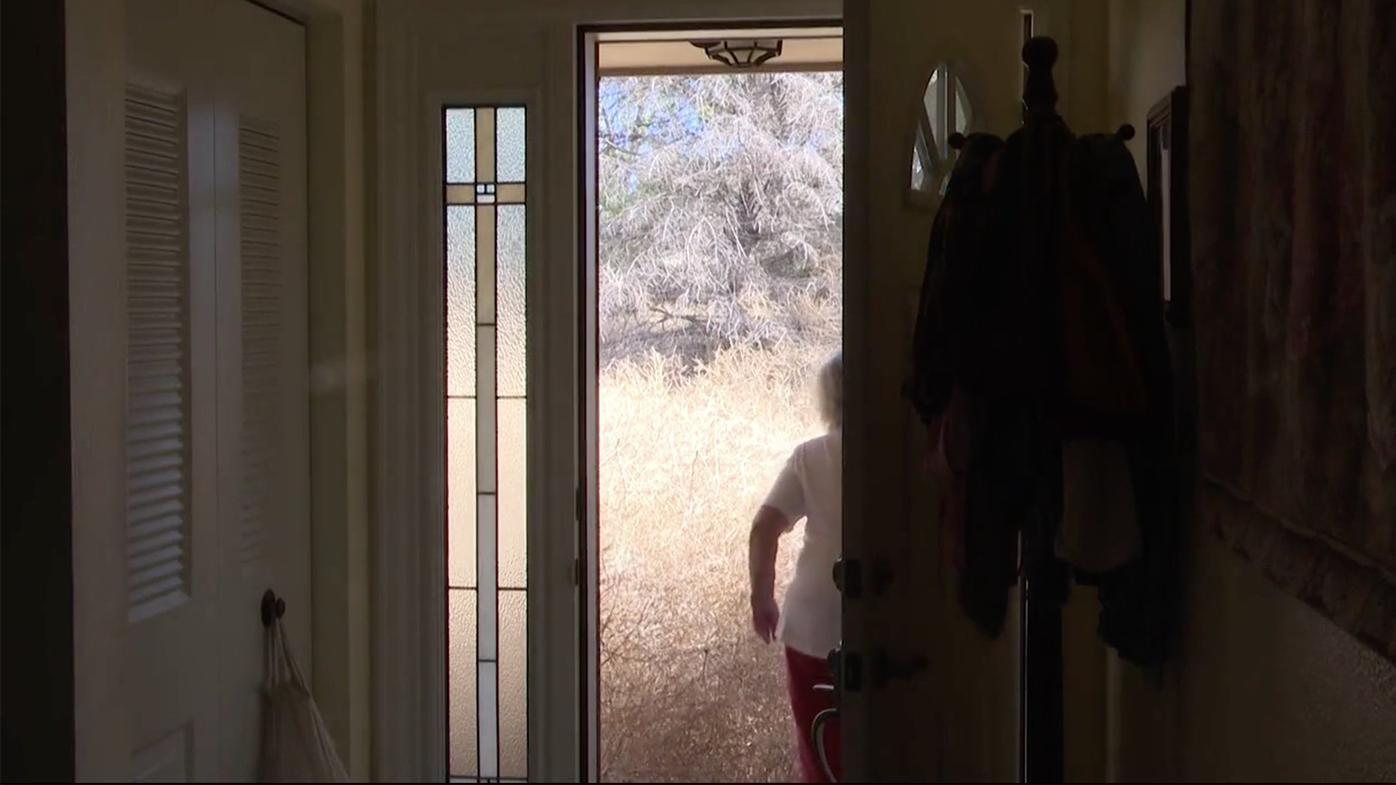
841, 1, 1071, 780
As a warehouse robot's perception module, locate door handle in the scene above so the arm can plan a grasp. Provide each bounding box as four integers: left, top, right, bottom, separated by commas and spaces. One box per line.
811, 706, 840, 783
811, 648, 924, 781
810, 648, 845, 782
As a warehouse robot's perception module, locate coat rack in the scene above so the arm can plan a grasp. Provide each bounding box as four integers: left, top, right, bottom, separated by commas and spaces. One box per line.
922, 34, 1163, 785
1011, 37, 1141, 784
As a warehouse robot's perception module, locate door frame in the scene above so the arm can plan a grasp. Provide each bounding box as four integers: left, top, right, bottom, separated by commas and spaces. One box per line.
575, 23, 844, 780
377, 0, 1097, 780
63, 0, 371, 778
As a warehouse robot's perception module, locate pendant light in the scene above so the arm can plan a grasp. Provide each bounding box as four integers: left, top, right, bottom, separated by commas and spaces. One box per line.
690, 39, 784, 69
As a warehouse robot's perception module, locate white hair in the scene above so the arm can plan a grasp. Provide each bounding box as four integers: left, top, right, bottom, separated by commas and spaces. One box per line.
816, 350, 843, 431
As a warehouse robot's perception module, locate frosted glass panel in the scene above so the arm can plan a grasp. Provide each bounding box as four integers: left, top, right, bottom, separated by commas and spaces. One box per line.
478, 494, 498, 660
923, 67, 941, 148
498, 400, 527, 589
954, 82, 970, 134
912, 130, 929, 191
448, 400, 477, 587
496, 107, 526, 182
497, 205, 526, 397
478, 661, 500, 778
449, 590, 478, 777
447, 207, 476, 397
499, 592, 528, 779
446, 109, 475, 184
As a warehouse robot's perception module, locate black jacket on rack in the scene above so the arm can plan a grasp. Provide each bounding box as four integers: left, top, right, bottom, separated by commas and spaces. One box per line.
907, 113, 1179, 668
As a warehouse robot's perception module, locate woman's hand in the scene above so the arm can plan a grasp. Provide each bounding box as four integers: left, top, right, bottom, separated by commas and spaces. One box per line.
751, 594, 781, 644
749, 505, 789, 644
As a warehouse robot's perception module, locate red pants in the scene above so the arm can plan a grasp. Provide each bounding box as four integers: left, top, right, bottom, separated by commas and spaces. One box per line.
784, 646, 842, 783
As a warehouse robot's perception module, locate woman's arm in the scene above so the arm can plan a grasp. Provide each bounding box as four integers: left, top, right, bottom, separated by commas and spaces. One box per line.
749, 505, 790, 643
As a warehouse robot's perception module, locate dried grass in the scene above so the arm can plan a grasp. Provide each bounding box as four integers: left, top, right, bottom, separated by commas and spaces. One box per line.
599, 345, 835, 782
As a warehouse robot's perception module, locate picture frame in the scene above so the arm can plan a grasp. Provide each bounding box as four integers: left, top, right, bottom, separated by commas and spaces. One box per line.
1147, 85, 1190, 329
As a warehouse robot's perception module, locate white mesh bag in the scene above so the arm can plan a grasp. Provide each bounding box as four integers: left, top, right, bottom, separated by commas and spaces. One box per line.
260, 601, 349, 783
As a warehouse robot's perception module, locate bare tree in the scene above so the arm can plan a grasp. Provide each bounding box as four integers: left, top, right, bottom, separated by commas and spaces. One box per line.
599, 72, 844, 367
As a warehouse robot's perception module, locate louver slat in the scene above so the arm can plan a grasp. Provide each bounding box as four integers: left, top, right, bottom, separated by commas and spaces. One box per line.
124, 83, 192, 623
238, 117, 282, 570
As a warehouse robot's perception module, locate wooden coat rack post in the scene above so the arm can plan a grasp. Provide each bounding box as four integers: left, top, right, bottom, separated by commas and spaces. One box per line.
1017, 37, 1069, 785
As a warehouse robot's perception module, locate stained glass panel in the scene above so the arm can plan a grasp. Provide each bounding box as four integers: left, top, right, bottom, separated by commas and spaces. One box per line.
445, 104, 528, 781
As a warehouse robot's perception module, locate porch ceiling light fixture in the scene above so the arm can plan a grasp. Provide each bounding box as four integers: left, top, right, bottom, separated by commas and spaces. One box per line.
690, 39, 784, 68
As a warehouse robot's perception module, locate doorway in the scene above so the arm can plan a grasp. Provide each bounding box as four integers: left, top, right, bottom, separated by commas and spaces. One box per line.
581, 25, 844, 782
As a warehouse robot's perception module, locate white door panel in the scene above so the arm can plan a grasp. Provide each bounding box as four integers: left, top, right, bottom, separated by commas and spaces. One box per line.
843, 1, 1061, 780
125, 3, 222, 777
122, 0, 310, 779
212, 1, 311, 778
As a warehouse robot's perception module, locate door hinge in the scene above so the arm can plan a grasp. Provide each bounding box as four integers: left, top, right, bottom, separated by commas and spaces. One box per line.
571, 556, 580, 586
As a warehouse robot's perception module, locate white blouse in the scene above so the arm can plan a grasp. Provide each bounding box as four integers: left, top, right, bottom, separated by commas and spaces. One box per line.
762, 430, 842, 660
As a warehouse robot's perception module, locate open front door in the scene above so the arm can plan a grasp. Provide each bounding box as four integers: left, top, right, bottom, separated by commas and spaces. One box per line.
841, 1, 1071, 780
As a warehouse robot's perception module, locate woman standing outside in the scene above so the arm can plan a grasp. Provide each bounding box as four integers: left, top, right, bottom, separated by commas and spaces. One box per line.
748, 351, 843, 783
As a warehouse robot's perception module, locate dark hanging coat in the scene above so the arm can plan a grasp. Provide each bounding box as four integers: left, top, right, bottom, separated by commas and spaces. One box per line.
907, 123, 1179, 667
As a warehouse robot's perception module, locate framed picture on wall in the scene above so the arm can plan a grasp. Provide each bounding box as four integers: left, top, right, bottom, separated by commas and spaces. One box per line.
1147, 86, 1190, 328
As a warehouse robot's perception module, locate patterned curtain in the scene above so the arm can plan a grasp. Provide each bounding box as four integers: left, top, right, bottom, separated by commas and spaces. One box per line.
1190, 0, 1396, 663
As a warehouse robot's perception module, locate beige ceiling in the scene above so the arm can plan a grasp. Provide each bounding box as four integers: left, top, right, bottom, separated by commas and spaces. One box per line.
596, 30, 842, 76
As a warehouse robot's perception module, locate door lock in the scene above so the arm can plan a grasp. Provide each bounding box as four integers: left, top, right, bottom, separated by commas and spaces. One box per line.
826, 646, 862, 693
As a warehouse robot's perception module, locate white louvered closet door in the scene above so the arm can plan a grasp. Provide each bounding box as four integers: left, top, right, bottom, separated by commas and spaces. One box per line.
123, 1, 309, 780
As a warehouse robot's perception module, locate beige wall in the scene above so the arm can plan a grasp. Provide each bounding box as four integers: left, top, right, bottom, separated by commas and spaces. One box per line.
1106, 0, 1185, 168
1105, 1, 1396, 781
